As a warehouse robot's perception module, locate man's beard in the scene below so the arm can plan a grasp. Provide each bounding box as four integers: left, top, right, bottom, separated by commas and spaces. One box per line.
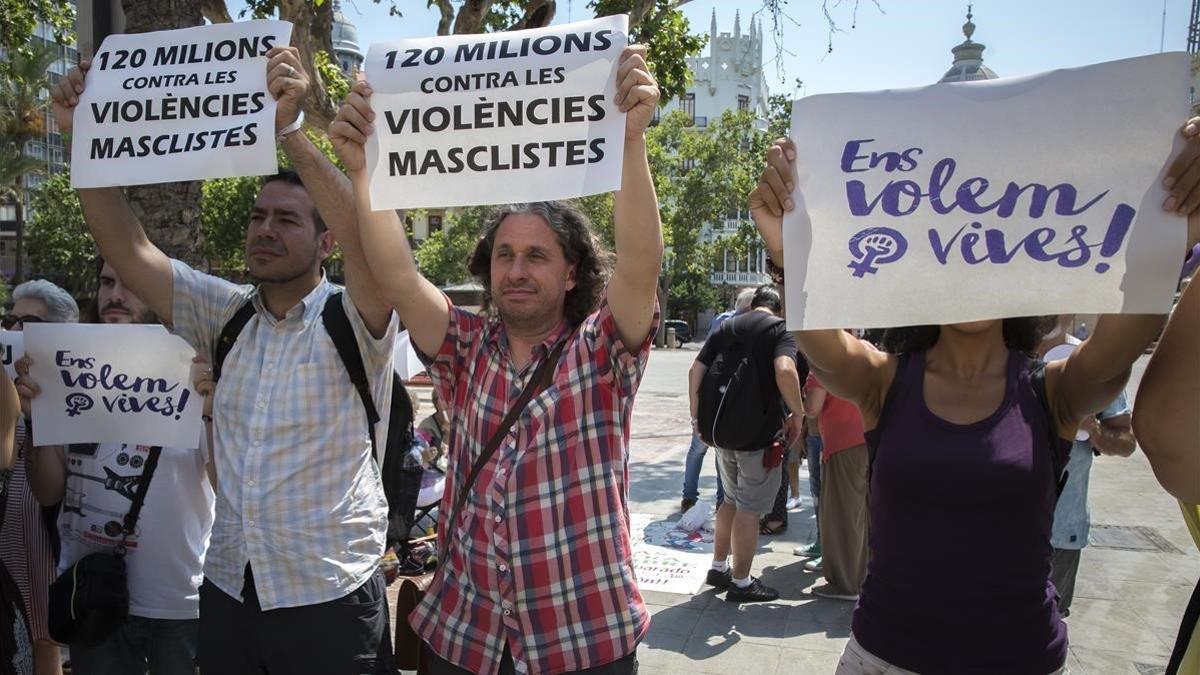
101, 304, 159, 324
247, 248, 321, 284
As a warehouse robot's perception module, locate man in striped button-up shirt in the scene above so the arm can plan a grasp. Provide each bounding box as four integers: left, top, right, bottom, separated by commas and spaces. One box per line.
330, 46, 664, 675
52, 45, 398, 674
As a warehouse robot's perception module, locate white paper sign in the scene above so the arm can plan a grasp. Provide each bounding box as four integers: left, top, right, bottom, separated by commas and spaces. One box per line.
26, 324, 201, 447
783, 53, 1190, 329
0, 331, 23, 380
364, 15, 628, 210
71, 20, 293, 188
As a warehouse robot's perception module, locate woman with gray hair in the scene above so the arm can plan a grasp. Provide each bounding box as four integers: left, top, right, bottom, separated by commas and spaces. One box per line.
4, 279, 80, 329
1, 277, 77, 675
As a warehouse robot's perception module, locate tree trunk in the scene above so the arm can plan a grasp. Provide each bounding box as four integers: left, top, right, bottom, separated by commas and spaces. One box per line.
508, 1, 556, 31
13, 197, 23, 284
453, 0, 495, 34
120, 0, 208, 268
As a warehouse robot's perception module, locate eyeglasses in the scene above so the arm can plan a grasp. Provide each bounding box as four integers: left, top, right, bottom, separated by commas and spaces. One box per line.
1, 314, 45, 330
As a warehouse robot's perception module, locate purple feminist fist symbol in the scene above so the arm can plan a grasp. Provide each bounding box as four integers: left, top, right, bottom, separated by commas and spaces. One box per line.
848, 227, 908, 278
65, 392, 94, 417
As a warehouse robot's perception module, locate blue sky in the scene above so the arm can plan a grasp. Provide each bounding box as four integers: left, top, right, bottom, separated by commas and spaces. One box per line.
234, 0, 1191, 97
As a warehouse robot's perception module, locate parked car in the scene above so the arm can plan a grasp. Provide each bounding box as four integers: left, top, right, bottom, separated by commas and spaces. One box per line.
664, 319, 692, 345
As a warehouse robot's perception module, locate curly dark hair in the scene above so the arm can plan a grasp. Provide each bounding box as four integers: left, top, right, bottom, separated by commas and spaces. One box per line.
467, 201, 613, 325
879, 317, 1048, 357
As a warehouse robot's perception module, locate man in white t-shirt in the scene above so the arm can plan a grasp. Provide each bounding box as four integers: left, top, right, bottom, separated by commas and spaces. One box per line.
21, 260, 215, 675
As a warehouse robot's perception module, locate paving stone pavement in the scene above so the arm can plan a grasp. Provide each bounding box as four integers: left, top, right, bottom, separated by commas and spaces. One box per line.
394, 347, 1198, 674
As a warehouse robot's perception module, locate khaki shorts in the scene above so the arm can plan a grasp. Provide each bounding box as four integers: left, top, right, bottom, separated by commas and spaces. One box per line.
714, 447, 781, 515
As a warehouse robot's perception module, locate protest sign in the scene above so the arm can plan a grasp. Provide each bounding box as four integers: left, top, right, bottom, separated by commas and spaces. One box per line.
782, 53, 1190, 329
71, 20, 292, 188
0, 332, 22, 380
364, 15, 628, 210
26, 324, 201, 447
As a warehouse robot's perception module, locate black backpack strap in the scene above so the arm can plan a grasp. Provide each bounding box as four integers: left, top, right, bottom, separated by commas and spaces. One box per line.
116, 445, 162, 555
320, 293, 381, 452
1030, 360, 1069, 498
214, 300, 256, 383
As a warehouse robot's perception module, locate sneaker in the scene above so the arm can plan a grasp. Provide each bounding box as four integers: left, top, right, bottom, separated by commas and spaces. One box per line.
785, 496, 803, 510
681, 498, 697, 513
725, 577, 780, 603
811, 584, 858, 601
705, 567, 732, 589
803, 556, 823, 572
793, 542, 821, 558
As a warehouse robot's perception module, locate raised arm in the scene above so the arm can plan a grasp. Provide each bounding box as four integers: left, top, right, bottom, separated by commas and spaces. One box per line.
1049, 118, 1200, 439
329, 81, 448, 358
748, 137, 893, 421
267, 47, 392, 338
1134, 275, 1200, 504
50, 60, 175, 322
0, 369, 17, 474
608, 45, 664, 351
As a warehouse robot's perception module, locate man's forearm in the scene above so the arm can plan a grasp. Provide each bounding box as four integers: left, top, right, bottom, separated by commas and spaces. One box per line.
1074, 314, 1167, 388
25, 442, 66, 506
612, 136, 664, 290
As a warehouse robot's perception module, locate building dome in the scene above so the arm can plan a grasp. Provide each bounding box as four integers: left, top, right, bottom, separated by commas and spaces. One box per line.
939, 6, 997, 83
331, 1, 364, 77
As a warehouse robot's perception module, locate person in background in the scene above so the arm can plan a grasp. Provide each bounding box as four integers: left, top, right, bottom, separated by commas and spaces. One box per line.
0, 366, 34, 675
1037, 314, 1135, 617
680, 288, 755, 513
0, 279, 78, 675
793, 379, 824, 562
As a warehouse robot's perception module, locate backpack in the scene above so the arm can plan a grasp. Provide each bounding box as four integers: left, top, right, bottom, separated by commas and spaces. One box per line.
696, 315, 784, 451
213, 292, 418, 551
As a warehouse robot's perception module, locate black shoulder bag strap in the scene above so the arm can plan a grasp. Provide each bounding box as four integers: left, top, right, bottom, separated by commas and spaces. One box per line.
320, 293, 381, 452
439, 331, 573, 566
213, 300, 256, 383
115, 445, 163, 556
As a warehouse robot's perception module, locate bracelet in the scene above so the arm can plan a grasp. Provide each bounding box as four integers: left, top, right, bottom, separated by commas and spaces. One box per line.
765, 256, 785, 285
277, 110, 305, 140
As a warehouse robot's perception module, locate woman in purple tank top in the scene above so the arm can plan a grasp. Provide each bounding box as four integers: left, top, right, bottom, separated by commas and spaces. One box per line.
746, 131, 1200, 674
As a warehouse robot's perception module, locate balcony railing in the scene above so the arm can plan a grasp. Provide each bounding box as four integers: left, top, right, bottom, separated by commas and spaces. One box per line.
710, 271, 768, 285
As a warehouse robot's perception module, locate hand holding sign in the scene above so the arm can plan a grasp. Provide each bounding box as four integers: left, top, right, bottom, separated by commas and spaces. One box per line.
265, 45, 308, 133
614, 45, 659, 140
1163, 116, 1200, 252
748, 137, 797, 262
330, 80, 375, 172
49, 59, 90, 134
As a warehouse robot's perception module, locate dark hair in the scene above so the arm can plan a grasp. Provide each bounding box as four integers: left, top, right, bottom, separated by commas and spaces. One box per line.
262, 169, 327, 234
879, 317, 1047, 356
750, 284, 782, 313
467, 201, 612, 325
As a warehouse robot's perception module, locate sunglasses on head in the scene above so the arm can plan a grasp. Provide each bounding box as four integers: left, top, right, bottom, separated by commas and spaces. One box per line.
1, 314, 45, 330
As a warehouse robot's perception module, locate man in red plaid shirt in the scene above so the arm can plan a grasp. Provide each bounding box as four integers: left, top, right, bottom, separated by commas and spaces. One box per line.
331, 45, 664, 675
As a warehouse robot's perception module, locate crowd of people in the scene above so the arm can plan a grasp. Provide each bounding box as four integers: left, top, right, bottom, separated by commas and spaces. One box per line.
0, 31, 1195, 675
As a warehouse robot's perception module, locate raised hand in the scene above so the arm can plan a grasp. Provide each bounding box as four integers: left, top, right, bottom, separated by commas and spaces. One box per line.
614, 45, 659, 140
266, 46, 309, 133
329, 80, 375, 173
748, 137, 797, 262
13, 356, 38, 419
1163, 116, 1200, 251
49, 60, 91, 135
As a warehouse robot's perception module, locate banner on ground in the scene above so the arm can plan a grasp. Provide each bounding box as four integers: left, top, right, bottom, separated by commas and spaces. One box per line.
364, 15, 628, 210
782, 53, 1190, 329
71, 20, 292, 188
26, 324, 201, 447
0, 331, 22, 380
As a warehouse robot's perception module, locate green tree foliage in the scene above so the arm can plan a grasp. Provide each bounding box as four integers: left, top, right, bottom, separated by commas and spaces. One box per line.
590, 0, 707, 105
414, 205, 491, 286
647, 108, 769, 323
0, 0, 74, 57
24, 171, 95, 295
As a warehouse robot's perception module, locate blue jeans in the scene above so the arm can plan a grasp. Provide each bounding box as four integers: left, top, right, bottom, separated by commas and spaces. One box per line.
807, 434, 823, 539
70, 615, 198, 675
682, 432, 725, 504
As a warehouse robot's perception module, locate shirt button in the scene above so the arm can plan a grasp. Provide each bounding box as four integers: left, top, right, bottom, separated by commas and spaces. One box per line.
248, 520, 256, 527
499, 564, 508, 572
252, 441, 261, 448
494, 514, 502, 523
247, 480, 256, 487
498, 467, 506, 475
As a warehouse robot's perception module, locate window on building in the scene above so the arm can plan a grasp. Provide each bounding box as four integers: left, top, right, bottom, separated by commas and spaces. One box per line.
681, 93, 695, 123
428, 215, 443, 233
737, 95, 749, 111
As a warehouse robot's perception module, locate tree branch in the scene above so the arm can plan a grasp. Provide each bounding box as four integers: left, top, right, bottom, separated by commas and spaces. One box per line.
508, 0, 556, 31
429, 0, 454, 36
453, 0, 495, 34
201, 0, 233, 24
